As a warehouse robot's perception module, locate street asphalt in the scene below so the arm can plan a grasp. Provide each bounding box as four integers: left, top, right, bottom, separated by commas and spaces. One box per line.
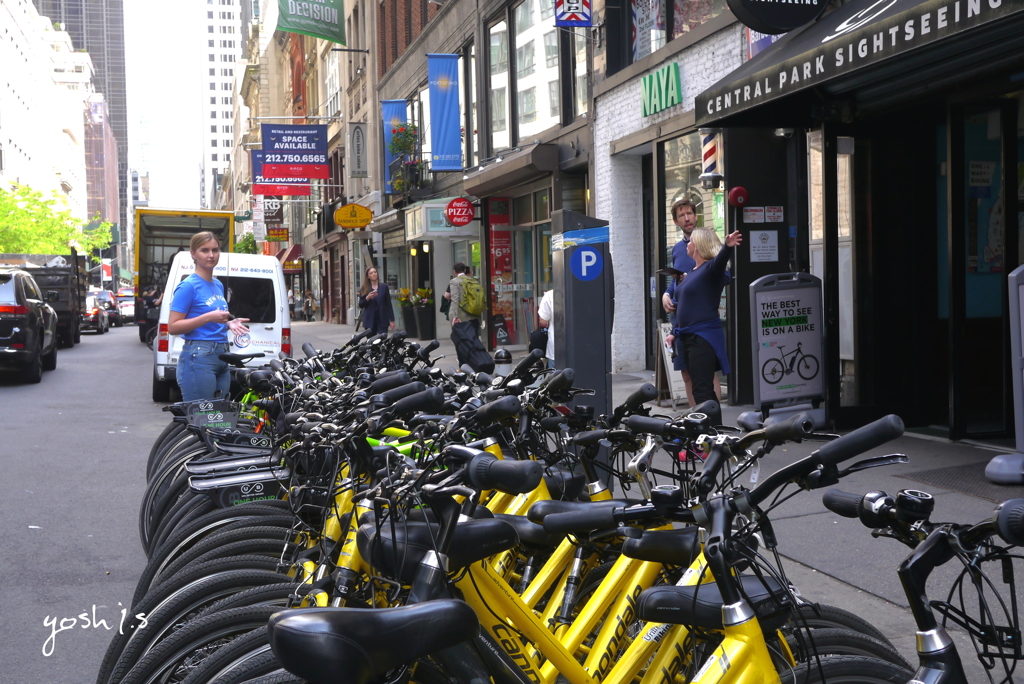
0, 317, 1020, 682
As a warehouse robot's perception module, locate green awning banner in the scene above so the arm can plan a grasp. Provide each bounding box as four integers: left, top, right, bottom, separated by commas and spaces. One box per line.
277, 0, 346, 44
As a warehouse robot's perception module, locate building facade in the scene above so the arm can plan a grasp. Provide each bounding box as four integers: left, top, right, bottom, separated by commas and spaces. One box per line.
201, 0, 242, 208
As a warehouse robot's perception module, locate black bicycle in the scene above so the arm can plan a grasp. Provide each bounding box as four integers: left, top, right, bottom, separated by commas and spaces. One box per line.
762, 342, 820, 384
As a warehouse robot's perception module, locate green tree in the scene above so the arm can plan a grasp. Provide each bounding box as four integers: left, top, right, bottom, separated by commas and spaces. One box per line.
235, 232, 258, 254
0, 184, 111, 254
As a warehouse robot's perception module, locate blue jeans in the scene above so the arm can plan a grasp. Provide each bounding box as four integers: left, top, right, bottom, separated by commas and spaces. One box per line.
177, 340, 231, 402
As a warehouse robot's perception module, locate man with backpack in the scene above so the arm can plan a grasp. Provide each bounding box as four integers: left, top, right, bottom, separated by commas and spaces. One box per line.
448, 262, 491, 371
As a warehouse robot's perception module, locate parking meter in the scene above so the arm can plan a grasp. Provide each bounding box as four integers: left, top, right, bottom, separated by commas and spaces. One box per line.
551, 210, 613, 419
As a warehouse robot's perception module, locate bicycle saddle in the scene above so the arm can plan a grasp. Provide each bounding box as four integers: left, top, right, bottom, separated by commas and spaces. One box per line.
637, 575, 789, 629
357, 518, 518, 582
621, 527, 701, 566
269, 599, 479, 684
219, 352, 266, 368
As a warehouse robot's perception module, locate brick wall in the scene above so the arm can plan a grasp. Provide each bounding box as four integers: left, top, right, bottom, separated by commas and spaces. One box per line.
594, 24, 743, 372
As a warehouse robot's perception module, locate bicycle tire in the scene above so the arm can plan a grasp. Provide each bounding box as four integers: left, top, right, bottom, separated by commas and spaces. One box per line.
797, 354, 819, 381
134, 526, 292, 608
141, 507, 294, 597
761, 358, 785, 384
180, 627, 275, 684
157, 501, 291, 551
230, 672, 303, 684
147, 422, 186, 478
118, 606, 282, 684
195, 582, 299, 618
149, 493, 216, 554
140, 447, 207, 553
782, 654, 914, 683
142, 555, 284, 609
147, 468, 201, 543
784, 627, 912, 670
149, 432, 203, 481
96, 569, 285, 684
793, 603, 891, 646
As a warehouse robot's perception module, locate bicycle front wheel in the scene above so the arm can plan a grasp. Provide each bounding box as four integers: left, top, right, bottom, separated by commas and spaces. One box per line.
797, 354, 819, 381
762, 358, 785, 384
783, 655, 914, 683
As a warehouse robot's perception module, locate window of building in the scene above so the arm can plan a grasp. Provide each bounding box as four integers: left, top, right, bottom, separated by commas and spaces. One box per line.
324, 53, 340, 117
211, 140, 218, 147
209, 54, 215, 61
671, 0, 725, 38
221, 97, 232, 104
572, 28, 588, 117
539, 0, 554, 20
210, 97, 216, 104
518, 87, 536, 123
466, 43, 479, 168
543, 31, 558, 68
210, 82, 216, 90
223, 139, 231, 147
208, 25, 214, 32
514, 0, 533, 33
211, 125, 218, 132
209, 39, 215, 47
208, 10, 214, 16
211, 154, 218, 161
489, 22, 511, 152
548, 80, 559, 117
222, 82, 231, 90
209, 68, 216, 75
515, 40, 534, 79
211, 111, 217, 118
222, 111, 232, 118
223, 125, 232, 132
225, 153, 230, 162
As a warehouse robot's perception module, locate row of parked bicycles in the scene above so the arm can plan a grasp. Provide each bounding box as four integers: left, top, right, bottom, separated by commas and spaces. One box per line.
98, 329, 1024, 684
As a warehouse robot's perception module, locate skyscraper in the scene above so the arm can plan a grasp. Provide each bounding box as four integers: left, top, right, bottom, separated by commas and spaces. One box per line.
200, 0, 241, 208
32, 0, 128, 235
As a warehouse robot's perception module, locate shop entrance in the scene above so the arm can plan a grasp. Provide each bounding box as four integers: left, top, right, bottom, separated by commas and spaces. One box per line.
945, 99, 1021, 440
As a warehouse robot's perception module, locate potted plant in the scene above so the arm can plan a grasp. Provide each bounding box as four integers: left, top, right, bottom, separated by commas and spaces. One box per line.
413, 287, 435, 340
395, 287, 418, 337
388, 125, 420, 195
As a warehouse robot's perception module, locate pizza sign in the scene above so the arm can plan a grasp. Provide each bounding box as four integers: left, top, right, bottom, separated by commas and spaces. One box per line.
445, 198, 475, 227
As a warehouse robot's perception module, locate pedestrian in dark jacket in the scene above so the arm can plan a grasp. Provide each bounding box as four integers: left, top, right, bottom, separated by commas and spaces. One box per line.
357, 266, 395, 335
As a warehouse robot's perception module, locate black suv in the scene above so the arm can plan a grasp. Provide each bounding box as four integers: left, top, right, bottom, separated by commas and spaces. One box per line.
0, 269, 59, 383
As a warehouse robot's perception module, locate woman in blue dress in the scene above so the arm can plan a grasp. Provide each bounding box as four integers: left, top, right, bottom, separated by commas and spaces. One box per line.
167, 232, 251, 401
665, 228, 743, 405
357, 266, 395, 335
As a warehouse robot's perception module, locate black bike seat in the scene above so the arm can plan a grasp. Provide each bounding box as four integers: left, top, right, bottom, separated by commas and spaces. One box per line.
622, 527, 701, 566
269, 600, 478, 684
526, 498, 640, 525
637, 575, 788, 629
219, 352, 266, 367
357, 518, 518, 582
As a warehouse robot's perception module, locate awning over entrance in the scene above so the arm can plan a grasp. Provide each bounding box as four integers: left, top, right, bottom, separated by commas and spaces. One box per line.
696, 0, 1024, 126
278, 244, 303, 273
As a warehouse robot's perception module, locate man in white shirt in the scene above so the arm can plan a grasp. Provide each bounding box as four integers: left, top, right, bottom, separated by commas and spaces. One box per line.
537, 289, 555, 368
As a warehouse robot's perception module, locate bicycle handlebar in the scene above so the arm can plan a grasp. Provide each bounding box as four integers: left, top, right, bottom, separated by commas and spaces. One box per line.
466, 453, 542, 494
811, 414, 904, 467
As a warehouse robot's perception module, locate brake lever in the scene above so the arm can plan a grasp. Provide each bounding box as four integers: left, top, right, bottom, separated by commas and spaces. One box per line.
838, 453, 909, 477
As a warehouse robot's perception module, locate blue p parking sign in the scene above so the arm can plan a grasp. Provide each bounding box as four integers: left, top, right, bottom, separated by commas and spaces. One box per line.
570, 247, 603, 281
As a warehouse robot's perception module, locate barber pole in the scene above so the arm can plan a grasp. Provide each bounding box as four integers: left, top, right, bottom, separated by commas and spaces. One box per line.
698, 128, 723, 189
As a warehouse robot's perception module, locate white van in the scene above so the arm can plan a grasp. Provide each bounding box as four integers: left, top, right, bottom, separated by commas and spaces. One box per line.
152, 251, 290, 401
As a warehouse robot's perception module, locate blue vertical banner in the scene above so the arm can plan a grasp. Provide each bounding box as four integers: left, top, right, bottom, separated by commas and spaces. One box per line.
427, 54, 462, 172
381, 100, 407, 195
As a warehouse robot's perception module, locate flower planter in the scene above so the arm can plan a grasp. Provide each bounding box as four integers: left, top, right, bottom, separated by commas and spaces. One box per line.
400, 306, 418, 337
414, 306, 436, 340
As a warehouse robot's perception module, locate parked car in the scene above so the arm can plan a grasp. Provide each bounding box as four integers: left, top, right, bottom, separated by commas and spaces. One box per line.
81, 295, 110, 334
93, 289, 122, 326
0, 268, 59, 383
117, 287, 136, 323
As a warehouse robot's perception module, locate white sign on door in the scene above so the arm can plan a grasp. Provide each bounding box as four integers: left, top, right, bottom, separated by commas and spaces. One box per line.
743, 207, 765, 223
750, 230, 779, 263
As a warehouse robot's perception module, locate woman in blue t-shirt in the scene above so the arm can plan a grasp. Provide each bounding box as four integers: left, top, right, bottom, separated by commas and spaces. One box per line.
168, 232, 250, 401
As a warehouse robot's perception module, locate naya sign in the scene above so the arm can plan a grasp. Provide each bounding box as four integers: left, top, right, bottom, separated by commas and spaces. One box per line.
445, 198, 475, 227
334, 203, 373, 230
641, 63, 682, 117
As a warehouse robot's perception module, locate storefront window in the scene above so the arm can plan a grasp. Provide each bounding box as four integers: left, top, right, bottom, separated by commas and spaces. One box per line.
489, 22, 511, 152
661, 132, 720, 262
672, 0, 725, 39
632, 0, 666, 61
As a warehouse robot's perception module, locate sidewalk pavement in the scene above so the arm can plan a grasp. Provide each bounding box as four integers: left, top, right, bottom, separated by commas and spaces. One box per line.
290, 319, 1024, 677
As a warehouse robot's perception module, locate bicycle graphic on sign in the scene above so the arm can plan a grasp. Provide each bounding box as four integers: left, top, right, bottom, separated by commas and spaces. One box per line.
761, 342, 820, 384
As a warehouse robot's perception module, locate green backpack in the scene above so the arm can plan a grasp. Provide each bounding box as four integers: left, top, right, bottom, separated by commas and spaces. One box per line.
459, 276, 485, 316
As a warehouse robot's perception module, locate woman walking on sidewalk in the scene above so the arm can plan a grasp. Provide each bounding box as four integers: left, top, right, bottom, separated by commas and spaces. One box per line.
665, 228, 742, 405
357, 267, 395, 335
167, 232, 250, 401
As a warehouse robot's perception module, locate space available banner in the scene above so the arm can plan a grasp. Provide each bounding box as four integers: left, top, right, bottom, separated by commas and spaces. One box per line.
260, 124, 329, 179
427, 54, 462, 172
277, 0, 346, 45
251, 151, 311, 196
381, 100, 407, 195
